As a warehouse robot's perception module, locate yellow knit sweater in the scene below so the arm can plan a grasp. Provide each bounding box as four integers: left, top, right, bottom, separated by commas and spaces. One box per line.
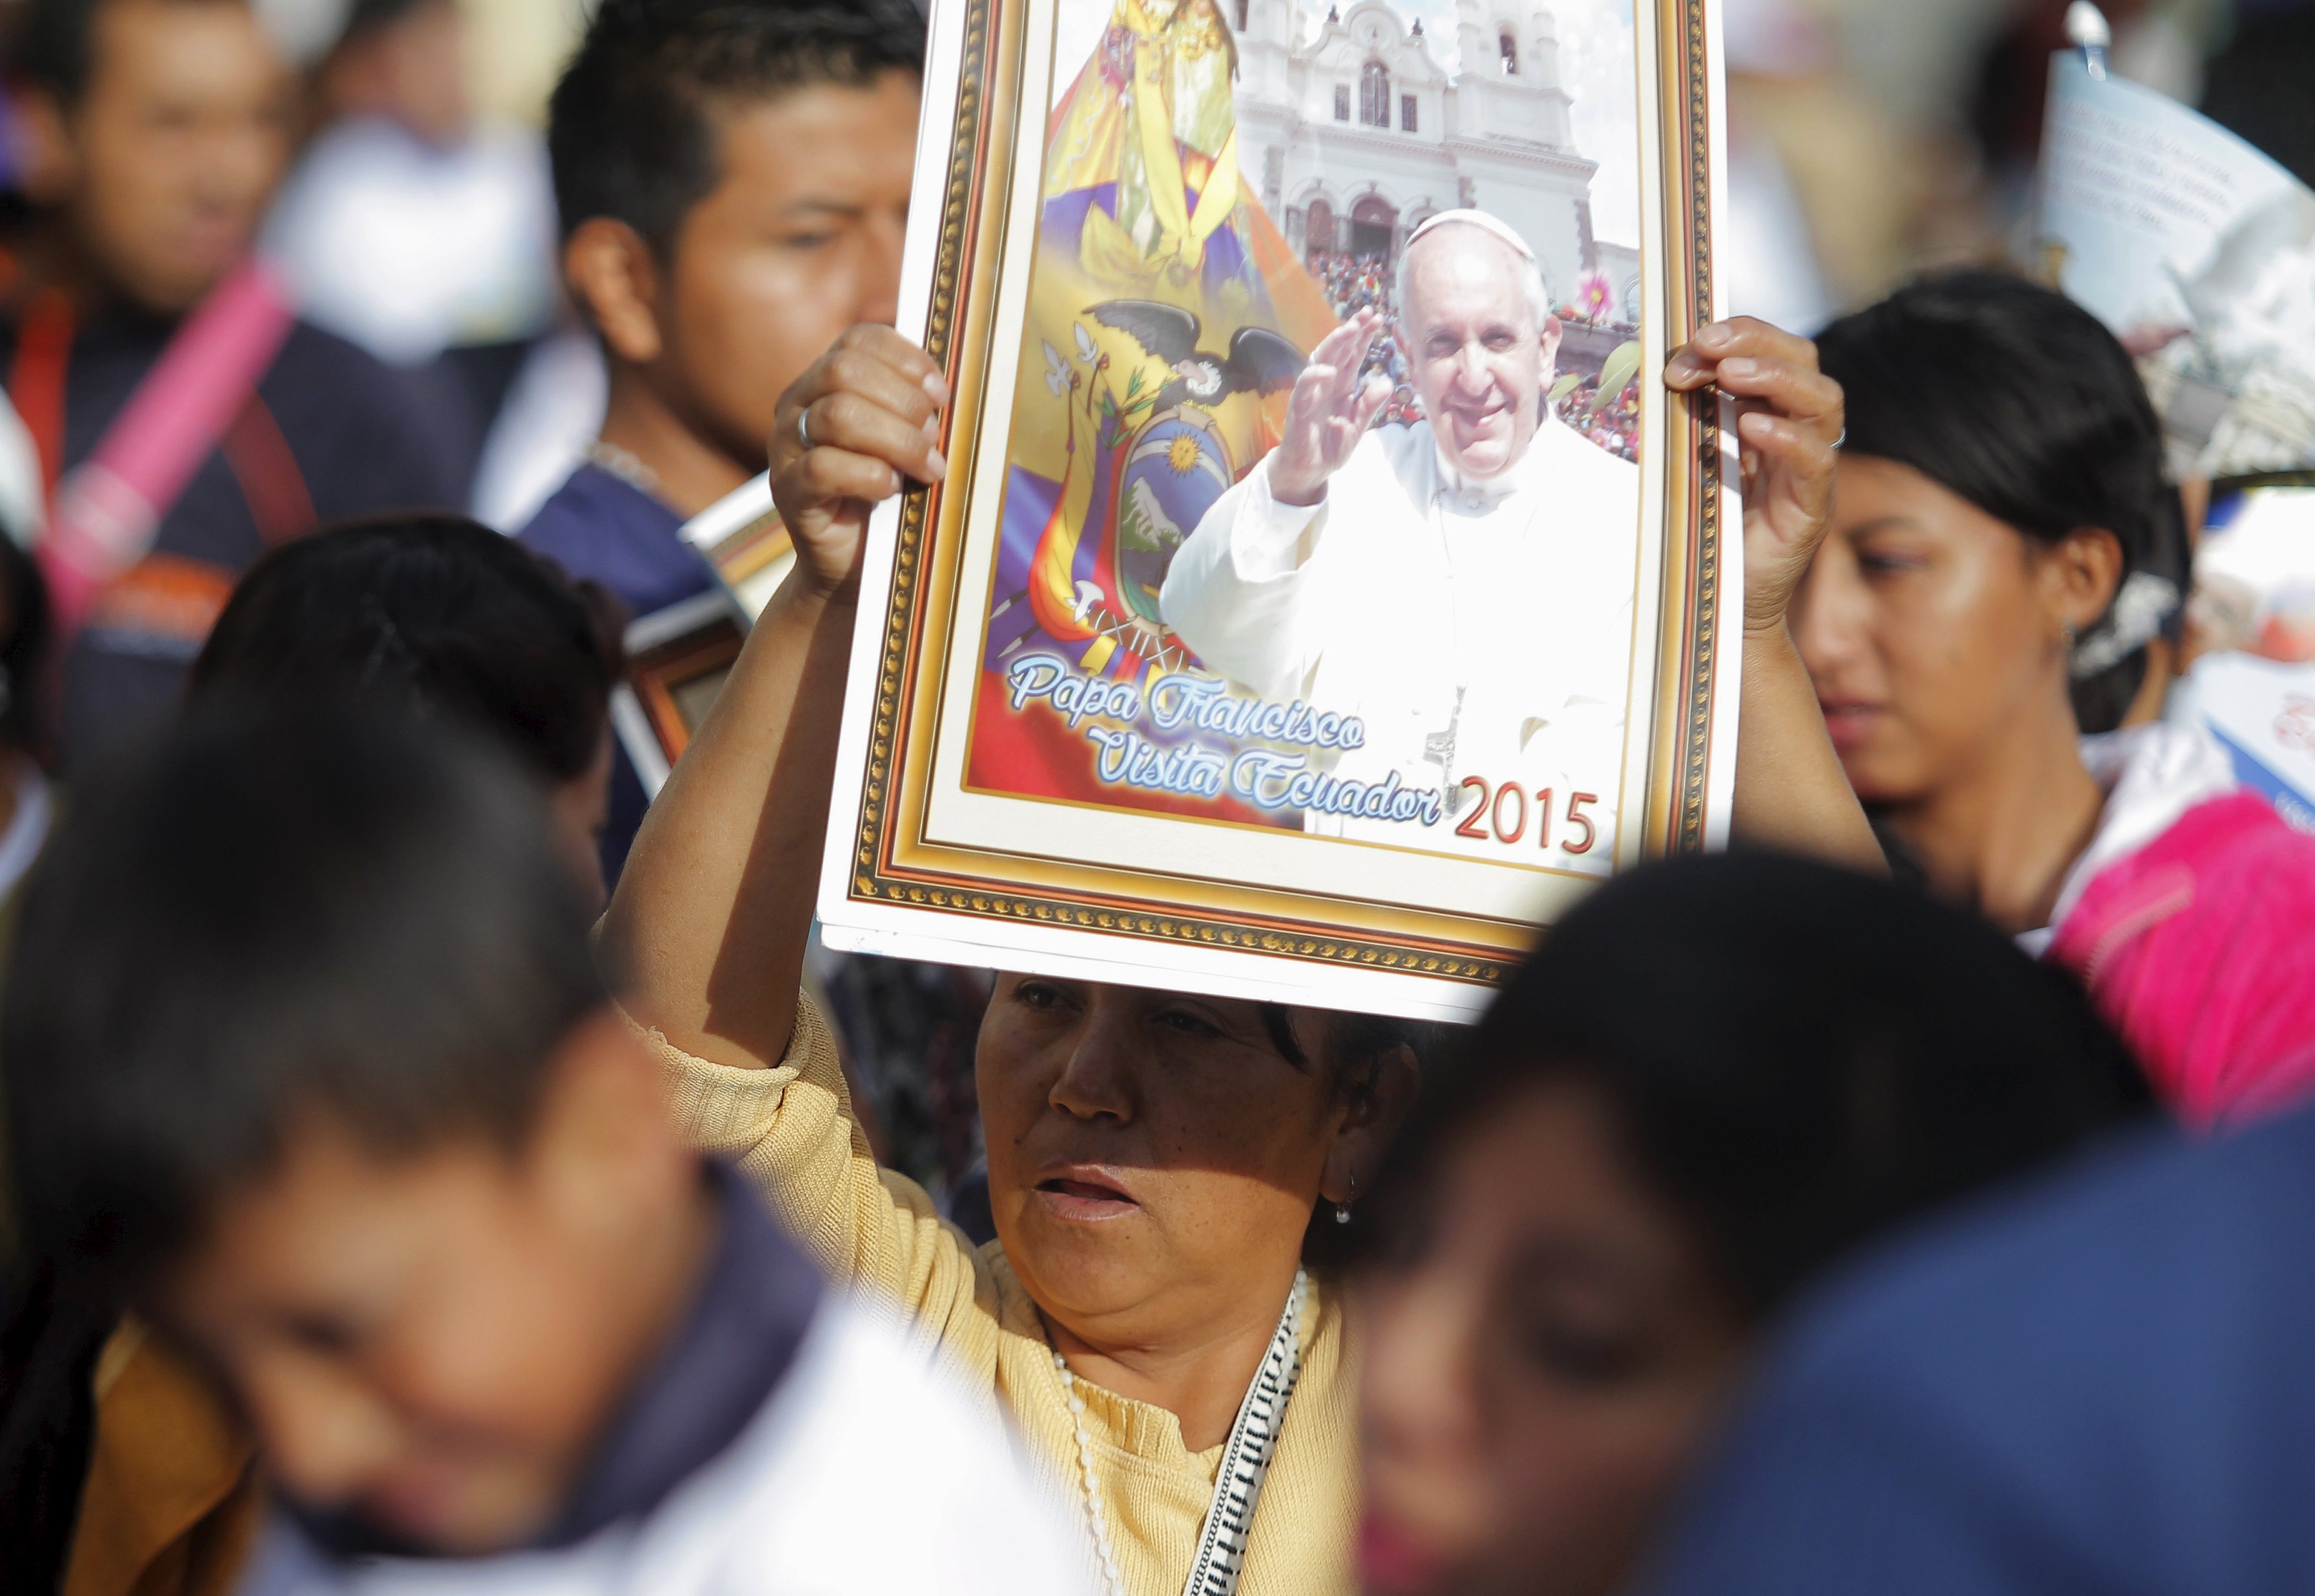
641, 992, 1358, 1596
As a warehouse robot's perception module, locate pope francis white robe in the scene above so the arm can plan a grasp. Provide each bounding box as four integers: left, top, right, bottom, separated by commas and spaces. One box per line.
1159, 413, 1642, 866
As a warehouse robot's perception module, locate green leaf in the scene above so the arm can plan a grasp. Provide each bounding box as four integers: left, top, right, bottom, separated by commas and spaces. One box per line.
1591, 341, 1643, 413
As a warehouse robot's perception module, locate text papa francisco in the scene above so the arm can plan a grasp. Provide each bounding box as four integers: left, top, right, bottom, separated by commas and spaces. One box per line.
1002, 653, 1447, 826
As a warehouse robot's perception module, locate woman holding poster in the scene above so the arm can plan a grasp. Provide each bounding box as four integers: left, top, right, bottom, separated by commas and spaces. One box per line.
599, 299, 1855, 1595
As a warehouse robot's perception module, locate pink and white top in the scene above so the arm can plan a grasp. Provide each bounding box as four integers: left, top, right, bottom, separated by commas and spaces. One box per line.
2029, 723, 2315, 1130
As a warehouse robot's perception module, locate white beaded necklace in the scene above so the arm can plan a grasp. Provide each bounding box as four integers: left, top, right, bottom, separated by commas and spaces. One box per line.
1050, 1269, 1310, 1596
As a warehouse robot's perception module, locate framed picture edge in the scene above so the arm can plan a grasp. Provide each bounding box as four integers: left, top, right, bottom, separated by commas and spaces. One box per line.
817, 0, 1736, 1021
1703, 0, 1741, 849
818, 906, 1497, 1023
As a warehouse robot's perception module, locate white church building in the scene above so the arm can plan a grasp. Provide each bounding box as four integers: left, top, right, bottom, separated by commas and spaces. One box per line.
1229, 0, 1638, 320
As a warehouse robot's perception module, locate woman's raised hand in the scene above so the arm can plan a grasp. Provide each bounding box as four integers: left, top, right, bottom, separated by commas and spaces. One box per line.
1666, 318, 1881, 872
770, 325, 950, 599
606, 326, 947, 1073
1663, 319, 1845, 638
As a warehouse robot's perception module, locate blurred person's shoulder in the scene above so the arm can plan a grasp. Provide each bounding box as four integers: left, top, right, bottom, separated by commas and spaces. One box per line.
1705, 1109, 2315, 1574
261, 319, 423, 411
243, 1294, 1084, 1592
1778, 1110, 2308, 1374
635, 1292, 1081, 1591
1654, 1113, 2315, 1595
255, 320, 462, 507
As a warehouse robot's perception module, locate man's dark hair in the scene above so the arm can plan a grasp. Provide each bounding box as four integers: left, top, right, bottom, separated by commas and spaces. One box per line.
13, 0, 245, 104
190, 515, 622, 786
332, 0, 440, 50
3, 698, 607, 1289
1815, 271, 2190, 734
1362, 852, 2151, 1319
546, 0, 925, 255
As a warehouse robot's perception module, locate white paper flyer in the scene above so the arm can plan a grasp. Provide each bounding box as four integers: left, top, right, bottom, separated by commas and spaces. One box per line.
2035, 54, 2315, 478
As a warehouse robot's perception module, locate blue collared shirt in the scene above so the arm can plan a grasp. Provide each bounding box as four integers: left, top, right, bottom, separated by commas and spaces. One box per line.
518, 463, 713, 883
517, 462, 709, 622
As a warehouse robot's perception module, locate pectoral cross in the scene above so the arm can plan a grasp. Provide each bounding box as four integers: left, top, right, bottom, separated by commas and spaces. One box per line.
1421, 687, 1467, 818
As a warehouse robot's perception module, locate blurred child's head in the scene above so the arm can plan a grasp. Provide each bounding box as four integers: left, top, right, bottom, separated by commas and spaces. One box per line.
189, 514, 623, 905
3, 702, 710, 1555
1352, 852, 2149, 1596
547, 0, 925, 477
314, 0, 472, 147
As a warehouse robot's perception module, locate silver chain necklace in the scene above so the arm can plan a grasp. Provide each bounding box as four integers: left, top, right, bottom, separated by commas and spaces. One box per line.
582, 438, 662, 496
1050, 1269, 1310, 1596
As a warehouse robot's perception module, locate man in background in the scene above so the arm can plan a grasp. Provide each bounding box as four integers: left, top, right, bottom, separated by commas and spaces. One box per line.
523, 0, 921, 612
521, 0, 922, 879
2, 0, 458, 768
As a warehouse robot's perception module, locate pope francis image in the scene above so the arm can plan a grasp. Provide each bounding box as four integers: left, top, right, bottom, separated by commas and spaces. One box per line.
1159, 210, 1642, 866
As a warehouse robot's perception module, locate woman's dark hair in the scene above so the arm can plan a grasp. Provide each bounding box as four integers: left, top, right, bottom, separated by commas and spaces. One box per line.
0, 533, 50, 754
189, 514, 622, 784
1259, 1003, 1440, 1269
1815, 271, 2189, 734
0, 540, 57, 1579
0, 1255, 106, 1593
1362, 851, 2150, 1318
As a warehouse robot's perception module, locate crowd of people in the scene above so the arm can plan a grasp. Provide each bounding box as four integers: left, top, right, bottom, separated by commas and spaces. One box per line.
1309, 248, 1417, 400
0, 0, 2313, 1594
1311, 249, 1397, 323
1550, 370, 1642, 461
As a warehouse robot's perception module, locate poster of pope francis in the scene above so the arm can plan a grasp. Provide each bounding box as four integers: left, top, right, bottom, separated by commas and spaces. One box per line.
818, 0, 1732, 1020
1162, 210, 1640, 866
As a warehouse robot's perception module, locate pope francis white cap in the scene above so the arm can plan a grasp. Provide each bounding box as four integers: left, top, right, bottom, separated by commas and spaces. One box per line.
1404, 208, 1538, 263
1398, 210, 1552, 321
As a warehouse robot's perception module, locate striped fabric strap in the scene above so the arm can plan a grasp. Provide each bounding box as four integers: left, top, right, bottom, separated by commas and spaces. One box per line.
1181, 1270, 1308, 1596
39, 255, 296, 636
